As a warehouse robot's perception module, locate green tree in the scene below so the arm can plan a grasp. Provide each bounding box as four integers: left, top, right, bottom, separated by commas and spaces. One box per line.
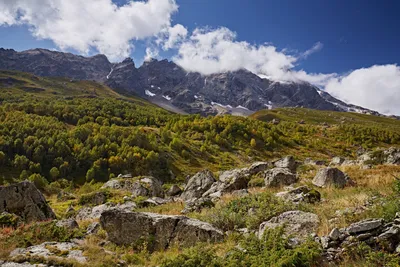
49, 167, 60, 180
28, 173, 48, 190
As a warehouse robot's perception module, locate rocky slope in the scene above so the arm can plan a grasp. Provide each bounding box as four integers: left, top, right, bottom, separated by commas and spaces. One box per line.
0, 48, 378, 116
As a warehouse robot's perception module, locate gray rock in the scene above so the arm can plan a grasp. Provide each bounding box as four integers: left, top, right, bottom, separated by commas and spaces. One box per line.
10, 242, 86, 263
182, 197, 214, 213
100, 211, 223, 251
258, 210, 319, 240
312, 167, 349, 188
346, 219, 383, 235
304, 158, 326, 166
118, 173, 132, 178
181, 170, 216, 200
142, 197, 171, 207
131, 176, 164, 198
56, 219, 79, 230
274, 156, 296, 172
76, 201, 137, 220
264, 168, 297, 187
330, 157, 345, 166
384, 147, 400, 165
0, 181, 55, 223
329, 228, 341, 241
275, 186, 321, 204
166, 185, 182, 196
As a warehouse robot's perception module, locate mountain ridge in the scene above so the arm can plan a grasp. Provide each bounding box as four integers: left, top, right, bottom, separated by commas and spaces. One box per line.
0, 47, 379, 116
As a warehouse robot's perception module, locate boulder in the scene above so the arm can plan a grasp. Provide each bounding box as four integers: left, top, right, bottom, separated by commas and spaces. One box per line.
384, 147, 400, 165
131, 176, 163, 198
312, 168, 350, 188
264, 168, 297, 187
182, 197, 214, 213
142, 197, 171, 207
275, 186, 321, 204
246, 162, 270, 175
76, 201, 137, 220
330, 157, 345, 166
304, 158, 326, 166
100, 211, 223, 251
56, 219, 79, 230
274, 156, 296, 172
181, 170, 216, 200
86, 222, 100, 235
0, 181, 55, 223
259, 210, 319, 240
166, 185, 182, 196
346, 219, 383, 235
10, 242, 86, 264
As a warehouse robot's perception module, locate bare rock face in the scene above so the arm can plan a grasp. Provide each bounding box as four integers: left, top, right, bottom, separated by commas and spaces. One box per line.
312, 168, 350, 188
100, 211, 223, 251
0, 181, 55, 223
181, 170, 216, 201
264, 168, 298, 187
166, 184, 182, 196
259, 210, 320, 240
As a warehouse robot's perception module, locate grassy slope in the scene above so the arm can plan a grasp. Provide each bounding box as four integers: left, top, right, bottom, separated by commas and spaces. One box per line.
2, 72, 400, 266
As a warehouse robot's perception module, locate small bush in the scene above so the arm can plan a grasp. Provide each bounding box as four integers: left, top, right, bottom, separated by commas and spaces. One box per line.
200, 191, 295, 231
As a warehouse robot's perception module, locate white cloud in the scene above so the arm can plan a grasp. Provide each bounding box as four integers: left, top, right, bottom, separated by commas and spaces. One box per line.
0, 0, 178, 61
174, 27, 296, 78
157, 24, 188, 50
144, 47, 159, 61
325, 65, 400, 115
172, 27, 333, 86
301, 41, 323, 59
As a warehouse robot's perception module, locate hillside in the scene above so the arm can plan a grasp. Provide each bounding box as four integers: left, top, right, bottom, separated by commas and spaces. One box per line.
2, 71, 400, 266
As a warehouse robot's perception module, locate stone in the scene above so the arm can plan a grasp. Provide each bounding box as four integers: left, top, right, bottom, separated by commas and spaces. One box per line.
182, 197, 214, 213
0, 181, 55, 223
346, 219, 383, 235
142, 197, 171, 207
10, 242, 86, 264
166, 185, 182, 196
76, 201, 137, 220
264, 168, 298, 187
181, 170, 216, 200
384, 147, 400, 165
131, 176, 163, 198
274, 156, 296, 172
312, 168, 349, 188
56, 219, 79, 230
258, 210, 320, 240
304, 158, 326, 166
100, 211, 223, 251
118, 173, 132, 178
330, 157, 345, 166
276, 186, 321, 204
329, 228, 341, 241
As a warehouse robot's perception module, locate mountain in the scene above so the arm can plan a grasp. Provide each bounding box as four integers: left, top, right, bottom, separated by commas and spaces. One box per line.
0, 48, 378, 116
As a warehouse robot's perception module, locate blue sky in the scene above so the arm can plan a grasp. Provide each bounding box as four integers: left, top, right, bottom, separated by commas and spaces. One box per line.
1, 0, 400, 114
1, 0, 399, 73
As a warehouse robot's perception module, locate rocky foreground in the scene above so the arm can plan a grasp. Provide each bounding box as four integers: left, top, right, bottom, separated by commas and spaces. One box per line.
1, 147, 400, 266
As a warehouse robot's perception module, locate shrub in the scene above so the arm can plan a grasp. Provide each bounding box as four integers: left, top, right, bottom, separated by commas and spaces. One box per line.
28, 173, 48, 191
160, 228, 322, 267
200, 191, 295, 231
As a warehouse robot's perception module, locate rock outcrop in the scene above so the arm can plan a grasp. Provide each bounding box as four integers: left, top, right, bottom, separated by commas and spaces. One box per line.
181, 170, 216, 200
312, 168, 352, 188
100, 211, 223, 251
10, 242, 86, 264
319, 215, 400, 262
274, 156, 297, 173
0, 181, 55, 223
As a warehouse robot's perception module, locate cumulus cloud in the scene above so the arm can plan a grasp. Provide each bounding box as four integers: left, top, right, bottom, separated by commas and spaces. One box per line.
0, 0, 178, 61
173, 27, 331, 85
325, 65, 400, 115
157, 24, 188, 50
